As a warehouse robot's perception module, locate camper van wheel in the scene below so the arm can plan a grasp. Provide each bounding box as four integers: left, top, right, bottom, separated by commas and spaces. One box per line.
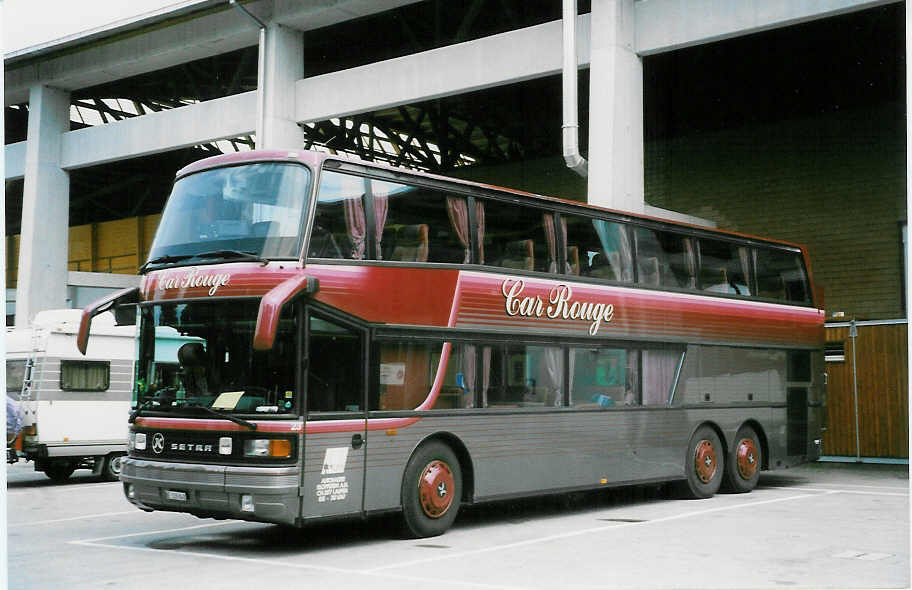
102, 453, 126, 481
45, 460, 76, 483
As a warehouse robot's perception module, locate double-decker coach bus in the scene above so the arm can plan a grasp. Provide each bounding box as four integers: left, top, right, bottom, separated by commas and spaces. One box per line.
79, 149, 825, 537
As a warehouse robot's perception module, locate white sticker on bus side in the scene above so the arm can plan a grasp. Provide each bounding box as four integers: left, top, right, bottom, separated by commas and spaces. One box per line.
315, 476, 348, 503
321, 446, 349, 475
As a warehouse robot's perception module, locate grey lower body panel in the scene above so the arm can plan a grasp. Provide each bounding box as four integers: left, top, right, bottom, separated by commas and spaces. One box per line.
24, 443, 126, 459
121, 458, 301, 525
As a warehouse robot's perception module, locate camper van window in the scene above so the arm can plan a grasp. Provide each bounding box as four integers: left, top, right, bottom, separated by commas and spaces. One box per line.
6, 360, 26, 394
60, 360, 110, 392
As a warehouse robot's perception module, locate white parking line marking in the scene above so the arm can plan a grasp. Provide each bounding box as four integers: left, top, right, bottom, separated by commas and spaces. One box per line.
71, 538, 529, 590
367, 490, 840, 573
769, 486, 908, 497
72, 520, 240, 544
7, 482, 121, 495
9, 510, 137, 527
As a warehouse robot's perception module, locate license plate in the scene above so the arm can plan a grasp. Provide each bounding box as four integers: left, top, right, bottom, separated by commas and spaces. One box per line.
166, 490, 187, 501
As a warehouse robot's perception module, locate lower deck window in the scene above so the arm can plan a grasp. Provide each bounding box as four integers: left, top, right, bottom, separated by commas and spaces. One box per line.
569, 347, 679, 408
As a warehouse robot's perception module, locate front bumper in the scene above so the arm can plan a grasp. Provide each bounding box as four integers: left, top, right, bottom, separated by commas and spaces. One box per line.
121, 457, 301, 525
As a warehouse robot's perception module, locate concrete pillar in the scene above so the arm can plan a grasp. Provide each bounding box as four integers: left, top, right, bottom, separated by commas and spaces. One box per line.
260, 23, 305, 149
586, 0, 644, 214
15, 85, 71, 326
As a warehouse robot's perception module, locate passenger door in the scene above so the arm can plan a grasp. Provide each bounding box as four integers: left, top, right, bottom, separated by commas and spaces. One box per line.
299, 311, 368, 521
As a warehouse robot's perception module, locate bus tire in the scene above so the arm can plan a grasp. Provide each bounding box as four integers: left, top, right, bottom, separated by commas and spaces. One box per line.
723, 425, 761, 493
45, 460, 76, 483
102, 453, 126, 481
401, 441, 462, 538
682, 425, 724, 499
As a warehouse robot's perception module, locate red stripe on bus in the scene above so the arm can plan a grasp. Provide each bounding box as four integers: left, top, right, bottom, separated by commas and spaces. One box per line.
134, 417, 303, 432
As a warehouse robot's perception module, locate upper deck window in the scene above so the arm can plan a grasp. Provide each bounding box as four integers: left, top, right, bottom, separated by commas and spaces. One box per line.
755, 248, 810, 303
147, 163, 310, 264
698, 239, 752, 296
309, 171, 465, 263
564, 215, 634, 282
634, 228, 696, 289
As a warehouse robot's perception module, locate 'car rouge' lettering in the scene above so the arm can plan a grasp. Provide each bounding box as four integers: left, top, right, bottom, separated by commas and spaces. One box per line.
501, 279, 614, 335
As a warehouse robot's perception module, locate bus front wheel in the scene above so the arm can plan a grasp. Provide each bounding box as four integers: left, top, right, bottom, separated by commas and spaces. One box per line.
682, 426, 724, 499
401, 441, 462, 538
723, 425, 761, 493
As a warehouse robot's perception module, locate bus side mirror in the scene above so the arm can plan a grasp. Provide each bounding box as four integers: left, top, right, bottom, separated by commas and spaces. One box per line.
253, 275, 319, 351
78, 287, 140, 354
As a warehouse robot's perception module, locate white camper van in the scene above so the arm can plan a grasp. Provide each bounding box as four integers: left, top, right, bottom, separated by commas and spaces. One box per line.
6, 309, 137, 481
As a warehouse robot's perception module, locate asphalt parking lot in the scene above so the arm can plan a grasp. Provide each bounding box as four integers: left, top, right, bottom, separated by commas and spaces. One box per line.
6, 460, 909, 589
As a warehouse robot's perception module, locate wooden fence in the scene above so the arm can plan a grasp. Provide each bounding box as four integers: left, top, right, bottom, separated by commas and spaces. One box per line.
823, 321, 908, 459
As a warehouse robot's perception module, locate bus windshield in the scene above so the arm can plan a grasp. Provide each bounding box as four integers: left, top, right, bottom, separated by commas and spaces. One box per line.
146, 162, 311, 264
136, 301, 298, 416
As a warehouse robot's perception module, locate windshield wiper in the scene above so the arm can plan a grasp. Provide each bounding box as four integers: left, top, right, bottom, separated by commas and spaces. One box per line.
178, 403, 258, 431
193, 250, 269, 265
139, 254, 195, 272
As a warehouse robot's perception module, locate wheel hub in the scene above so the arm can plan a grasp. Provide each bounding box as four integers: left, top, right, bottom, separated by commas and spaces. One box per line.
418, 460, 455, 519
736, 437, 759, 480
694, 440, 717, 484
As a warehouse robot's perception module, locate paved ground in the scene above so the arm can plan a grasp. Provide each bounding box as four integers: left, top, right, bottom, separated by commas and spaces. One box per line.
6, 460, 910, 589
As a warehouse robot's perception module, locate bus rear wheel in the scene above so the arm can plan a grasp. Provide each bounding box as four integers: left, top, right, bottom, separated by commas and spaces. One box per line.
682, 426, 724, 499
723, 425, 761, 493
401, 441, 462, 538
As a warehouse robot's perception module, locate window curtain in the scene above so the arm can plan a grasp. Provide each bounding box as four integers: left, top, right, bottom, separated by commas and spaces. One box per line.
683, 238, 697, 288
737, 246, 752, 295
543, 347, 563, 406
475, 201, 486, 265
462, 344, 476, 408
542, 216, 569, 274
594, 221, 633, 281
544, 214, 557, 273
373, 193, 389, 259
342, 196, 366, 260
62, 362, 108, 391
641, 350, 679, 405
446, 197, 471, 263
481, 346, 492, 407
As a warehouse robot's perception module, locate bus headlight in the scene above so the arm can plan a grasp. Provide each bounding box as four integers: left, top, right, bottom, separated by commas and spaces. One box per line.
243, 439, 292, 458
134, 432, 147, 450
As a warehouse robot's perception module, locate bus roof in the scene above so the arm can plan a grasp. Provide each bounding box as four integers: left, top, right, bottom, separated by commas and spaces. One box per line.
174, 149, 809, 253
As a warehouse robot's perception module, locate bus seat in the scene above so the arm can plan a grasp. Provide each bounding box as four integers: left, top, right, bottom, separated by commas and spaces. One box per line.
501, 239, 534, 270
638, 257, 661, 285
389, 224, 429, 262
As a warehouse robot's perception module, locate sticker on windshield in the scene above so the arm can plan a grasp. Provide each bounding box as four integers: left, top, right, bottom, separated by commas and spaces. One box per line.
321, 447, 349, 475
211, 391, 243, 410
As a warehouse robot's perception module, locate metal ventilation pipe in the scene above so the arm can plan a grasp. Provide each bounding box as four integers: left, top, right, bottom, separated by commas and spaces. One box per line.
562, 0, 588, 177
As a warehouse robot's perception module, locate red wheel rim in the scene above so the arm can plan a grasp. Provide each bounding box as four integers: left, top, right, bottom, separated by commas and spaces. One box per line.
736, 437, 759, 480
418, 460, 455, 518
694, 440, 717, 484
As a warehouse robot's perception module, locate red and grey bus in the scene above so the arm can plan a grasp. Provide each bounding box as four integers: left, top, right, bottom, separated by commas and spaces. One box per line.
79, 149, 825, 537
